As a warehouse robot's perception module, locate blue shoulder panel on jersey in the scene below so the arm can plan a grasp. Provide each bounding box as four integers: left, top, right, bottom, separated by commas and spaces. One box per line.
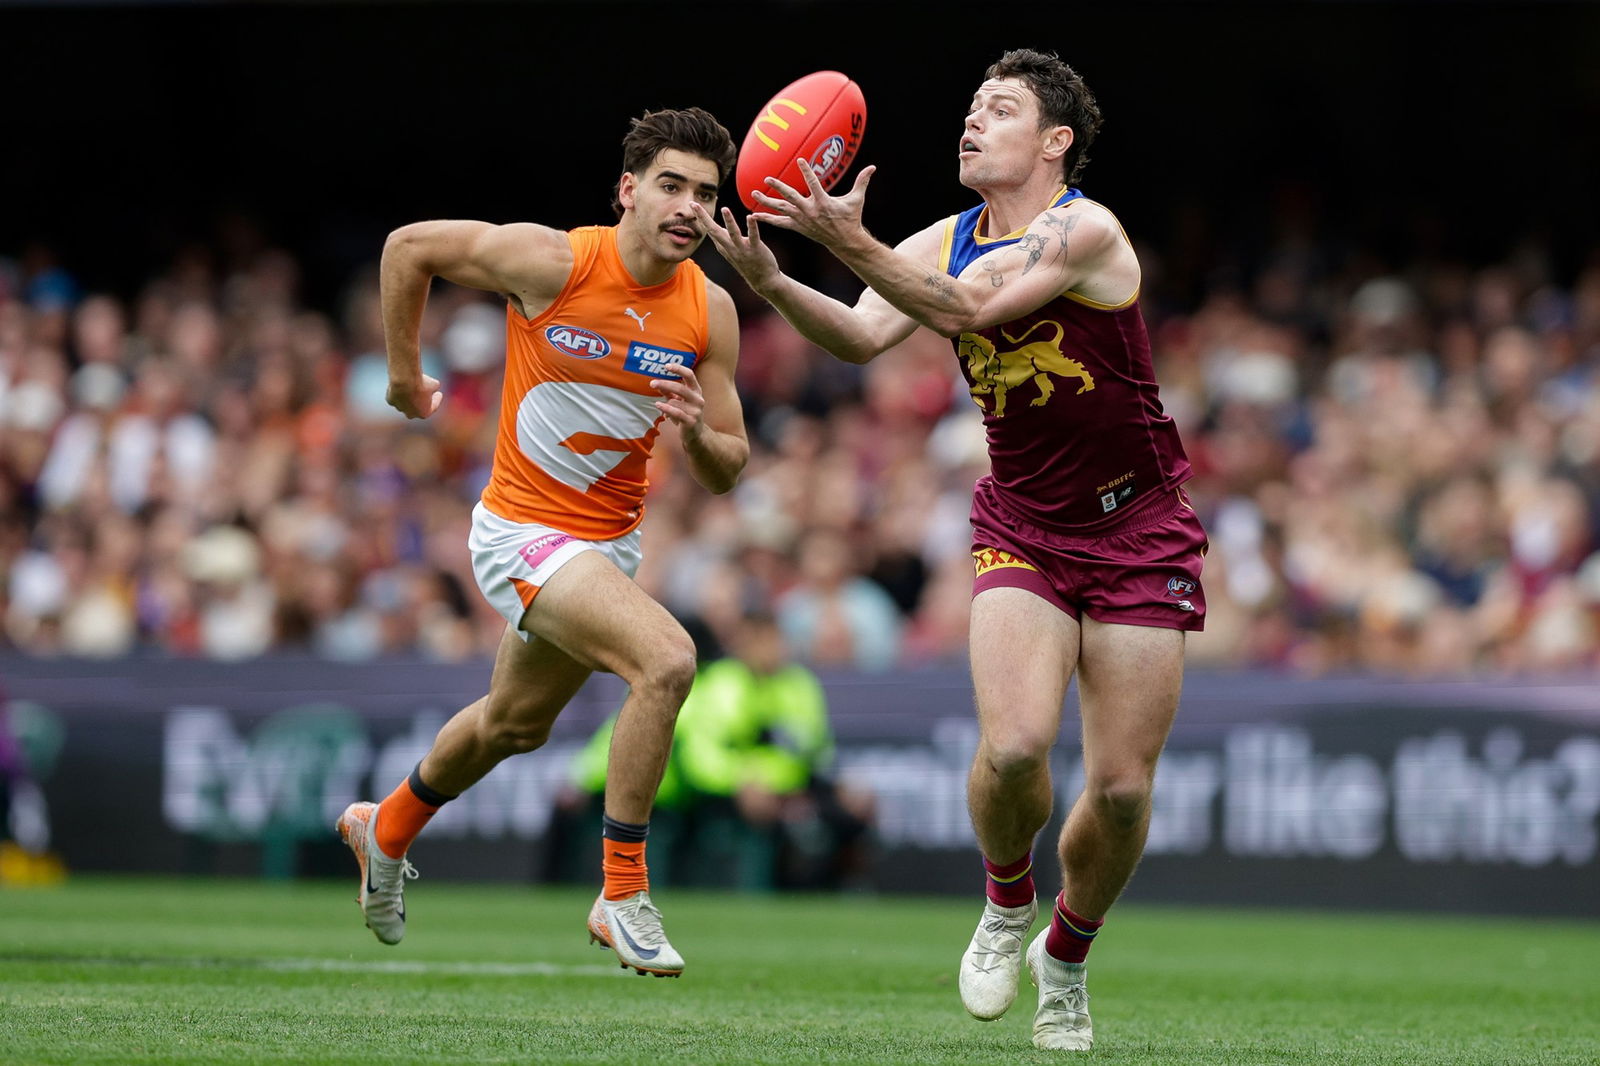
945, 187, 1084, 278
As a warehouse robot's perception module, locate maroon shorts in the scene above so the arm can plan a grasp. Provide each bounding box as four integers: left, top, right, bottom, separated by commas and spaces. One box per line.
970, 481, 1209, 631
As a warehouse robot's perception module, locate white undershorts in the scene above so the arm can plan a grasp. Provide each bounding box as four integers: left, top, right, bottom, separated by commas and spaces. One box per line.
468, 501, 643, 640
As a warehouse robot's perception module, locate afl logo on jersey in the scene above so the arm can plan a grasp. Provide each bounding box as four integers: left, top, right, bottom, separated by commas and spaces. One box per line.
545, 325, 611, 359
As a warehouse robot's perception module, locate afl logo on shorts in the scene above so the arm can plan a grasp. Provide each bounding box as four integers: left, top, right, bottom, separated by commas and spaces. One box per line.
1167, 577, 1197, 597
545, 325, 610, 359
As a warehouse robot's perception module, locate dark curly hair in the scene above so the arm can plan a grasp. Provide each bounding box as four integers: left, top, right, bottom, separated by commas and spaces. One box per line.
610, 107, 738, 218
985, 49, 1104, 186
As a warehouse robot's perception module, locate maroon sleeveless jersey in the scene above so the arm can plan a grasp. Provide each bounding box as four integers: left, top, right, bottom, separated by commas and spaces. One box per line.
941, 190, 1193, 532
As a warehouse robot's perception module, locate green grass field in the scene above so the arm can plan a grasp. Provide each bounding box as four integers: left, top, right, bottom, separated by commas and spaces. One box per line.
1, 877, 1596, 1065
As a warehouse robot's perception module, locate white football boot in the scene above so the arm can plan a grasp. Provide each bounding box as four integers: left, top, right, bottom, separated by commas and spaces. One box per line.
1026, 933, 1093, 1051
959, 897, 1038, 1020
587, 891, 684, 977
335, 801, 418, 946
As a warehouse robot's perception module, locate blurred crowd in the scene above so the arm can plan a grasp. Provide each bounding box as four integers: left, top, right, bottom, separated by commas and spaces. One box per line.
2, 210, 1599, 676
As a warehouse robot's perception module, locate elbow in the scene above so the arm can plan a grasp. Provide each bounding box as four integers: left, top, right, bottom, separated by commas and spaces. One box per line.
928, 310, 982, 339
382, 224, 432, 272
831, 340, 881, 365
928, 291, 987, 338
382, 224, 419, 255
709, 457, 749, 495
690, 446, 747, 496
381, 227, 413, 269
715, 449, 752, 494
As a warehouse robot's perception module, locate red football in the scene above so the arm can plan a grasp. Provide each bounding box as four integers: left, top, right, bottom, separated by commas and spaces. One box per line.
735, 71, 867, 211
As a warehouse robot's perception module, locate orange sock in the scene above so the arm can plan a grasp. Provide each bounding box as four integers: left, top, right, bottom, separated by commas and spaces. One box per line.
374, 765, 452, 859
602, 839, 649, 900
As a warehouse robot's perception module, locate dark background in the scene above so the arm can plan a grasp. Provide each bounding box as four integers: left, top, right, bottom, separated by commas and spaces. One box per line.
6, 0, 1599, 312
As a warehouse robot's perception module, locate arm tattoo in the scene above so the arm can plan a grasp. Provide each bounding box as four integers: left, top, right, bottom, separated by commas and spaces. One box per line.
1040, 212, 1079, 256
1018, 233, 1049, 275
923, 272, 960, 304
980, 260, 1004, 288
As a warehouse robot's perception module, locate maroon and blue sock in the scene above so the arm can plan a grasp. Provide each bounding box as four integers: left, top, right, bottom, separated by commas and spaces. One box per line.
983, 852, 1035, 909
1044, 892, 1104, 964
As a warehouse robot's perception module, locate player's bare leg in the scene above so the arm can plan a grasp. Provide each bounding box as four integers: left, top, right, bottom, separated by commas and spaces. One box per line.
967, 590, 1081, 861
515, 551, 697, 821
1061, 619, 1184, 916
338, 620, 595, 944
515, 551, 698, 976
960, 587, 1080, 1020
420, 627, 597, 794
1028, 617, 1185, 1051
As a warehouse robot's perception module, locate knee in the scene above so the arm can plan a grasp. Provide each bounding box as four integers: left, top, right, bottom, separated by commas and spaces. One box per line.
979, 728, 1057, 781
1084, 771, 1154, 830
635, 640, 699, 708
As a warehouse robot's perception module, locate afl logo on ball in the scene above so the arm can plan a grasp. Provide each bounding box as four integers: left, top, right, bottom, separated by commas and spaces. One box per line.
810, 135, 845, 178
545, 325, 610, 359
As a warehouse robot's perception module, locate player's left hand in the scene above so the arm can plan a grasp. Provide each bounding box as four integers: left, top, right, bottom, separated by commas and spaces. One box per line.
751, 159, 876, 248
650, 363, 706, 435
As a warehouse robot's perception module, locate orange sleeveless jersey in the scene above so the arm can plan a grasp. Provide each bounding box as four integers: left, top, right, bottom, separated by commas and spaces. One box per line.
480, 225, 710, 540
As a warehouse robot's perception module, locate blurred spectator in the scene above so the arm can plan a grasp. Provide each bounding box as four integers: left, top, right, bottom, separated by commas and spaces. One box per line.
776, 526, 904, 673
2, 208, 1598, 675
0, 687, 17, 843
0, 686, 68, 885
553, 610, 874, 891
672, 609, 875, 890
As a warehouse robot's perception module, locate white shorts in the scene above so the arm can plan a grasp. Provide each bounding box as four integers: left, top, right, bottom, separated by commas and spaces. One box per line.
469, 501, 643, 640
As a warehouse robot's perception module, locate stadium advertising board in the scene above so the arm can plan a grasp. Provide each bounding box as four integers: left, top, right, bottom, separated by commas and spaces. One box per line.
3, 656, 1596, 915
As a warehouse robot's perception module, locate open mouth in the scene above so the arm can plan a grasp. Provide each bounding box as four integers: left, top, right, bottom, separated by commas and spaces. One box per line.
959, 138, 980, 157
663, 224, 699, 243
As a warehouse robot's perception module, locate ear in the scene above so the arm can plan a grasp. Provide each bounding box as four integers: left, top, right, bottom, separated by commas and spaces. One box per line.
1042, 125, 1075, 164
618, 171, 639, 212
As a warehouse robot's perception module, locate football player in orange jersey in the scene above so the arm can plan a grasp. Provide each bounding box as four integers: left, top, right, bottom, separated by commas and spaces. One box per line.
336, 108, 749, 978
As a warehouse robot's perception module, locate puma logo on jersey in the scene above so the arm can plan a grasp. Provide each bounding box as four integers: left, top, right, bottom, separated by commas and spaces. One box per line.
623, 307, 651, 330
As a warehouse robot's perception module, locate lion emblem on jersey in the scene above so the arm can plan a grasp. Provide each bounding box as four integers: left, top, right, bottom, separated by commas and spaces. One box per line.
959, 320, 1096, 418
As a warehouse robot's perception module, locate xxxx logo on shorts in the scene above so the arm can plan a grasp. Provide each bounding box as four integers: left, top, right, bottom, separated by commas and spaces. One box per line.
973, 547, 1039, 577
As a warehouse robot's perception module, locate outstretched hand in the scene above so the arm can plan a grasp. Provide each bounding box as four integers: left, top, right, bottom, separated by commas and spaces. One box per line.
691, 201, 782, 293
751, 159, 876, 249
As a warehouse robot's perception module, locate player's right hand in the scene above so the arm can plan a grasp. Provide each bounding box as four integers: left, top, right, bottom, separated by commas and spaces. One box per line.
386, 373, 443, 419
693, 203, 782, 294
751, 159, 875, 249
